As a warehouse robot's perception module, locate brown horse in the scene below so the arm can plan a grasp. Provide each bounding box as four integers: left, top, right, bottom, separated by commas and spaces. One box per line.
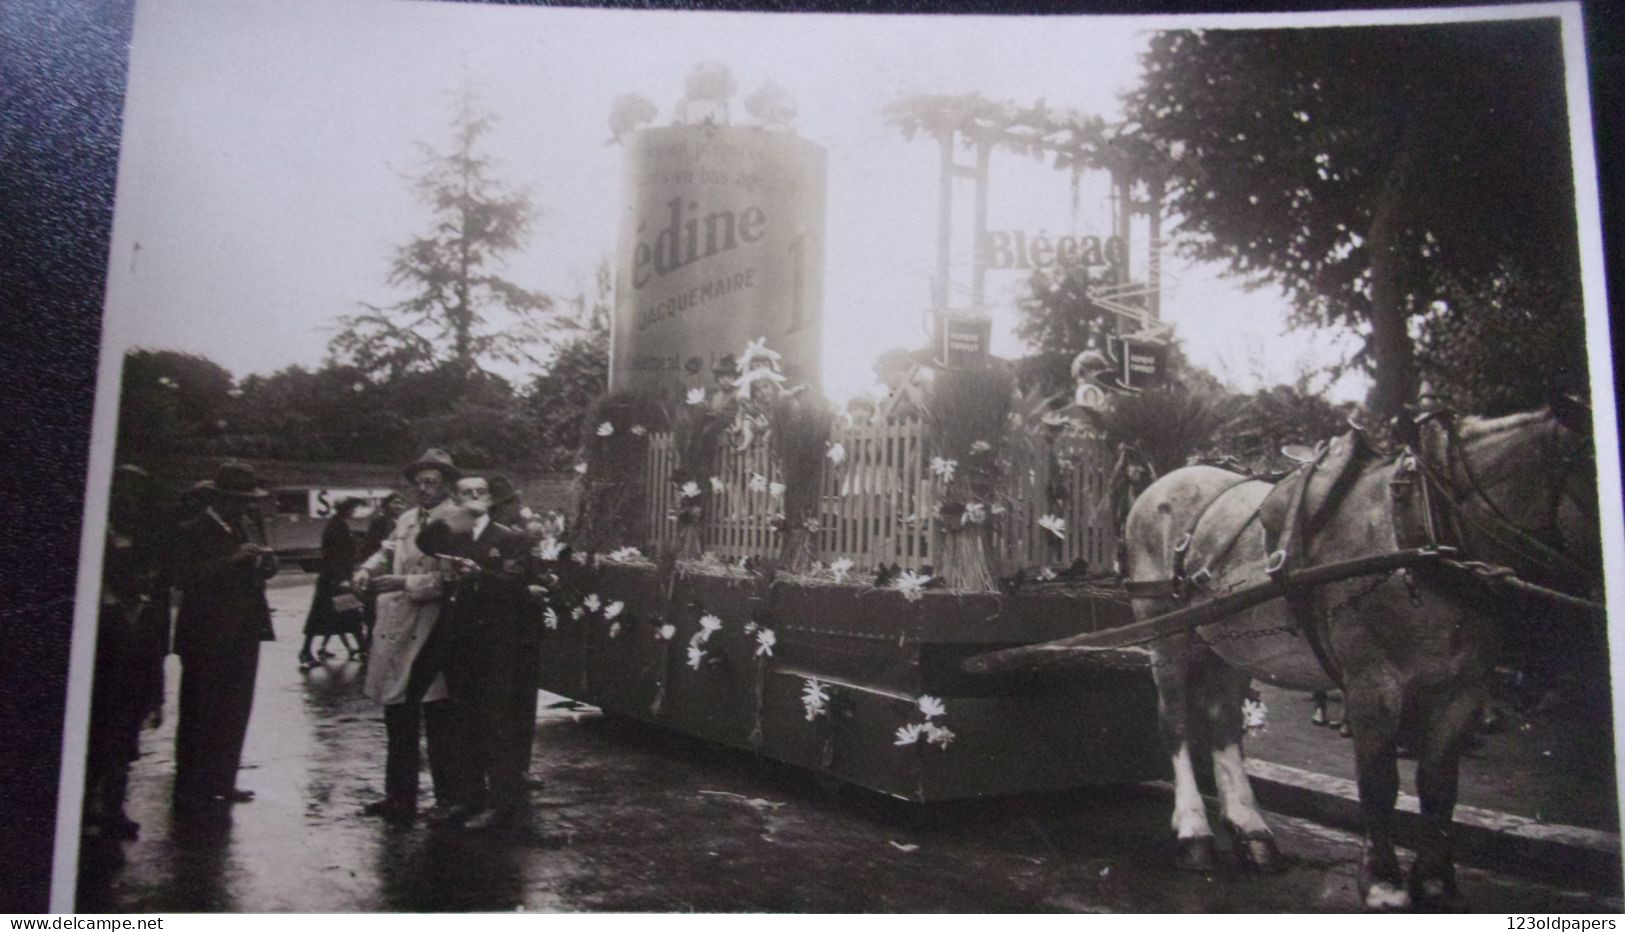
1123, 402, 1600, 910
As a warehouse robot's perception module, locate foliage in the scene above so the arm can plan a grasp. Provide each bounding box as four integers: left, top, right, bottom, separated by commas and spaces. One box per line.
768, 391, 835, 570
115, 350, 236, 463
1209, 384, 1350, 472
1124, 21, 1582, 415
524, 262, 613, 471
1093, 386, 1227, 478
330, 89, 553, 382
921, 363, 1017, 591
573, 391, 664, 553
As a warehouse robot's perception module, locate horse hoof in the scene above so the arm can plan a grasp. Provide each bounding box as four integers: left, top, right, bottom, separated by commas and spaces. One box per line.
1409, 867, 1461, 912
1362, 880, 1412, 911
1228, 828, 1286, 874
1359, 852, 1411, 911
1173, 834, 1218, 873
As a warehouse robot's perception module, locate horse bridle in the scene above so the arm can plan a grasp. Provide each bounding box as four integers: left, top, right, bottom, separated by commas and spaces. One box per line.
1412, 410, 1598, 594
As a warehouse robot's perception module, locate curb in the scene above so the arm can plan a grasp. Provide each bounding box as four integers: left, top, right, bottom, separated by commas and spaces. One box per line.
1245, 758, 1623, 892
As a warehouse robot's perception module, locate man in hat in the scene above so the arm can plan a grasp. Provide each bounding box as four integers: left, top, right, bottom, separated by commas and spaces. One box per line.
351, 448, 472, 823
410, 476, 538, 829
485, 474, 525, 528
169, 460, 279, 812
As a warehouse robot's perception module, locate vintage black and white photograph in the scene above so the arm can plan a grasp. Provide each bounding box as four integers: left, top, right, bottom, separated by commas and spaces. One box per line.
52, 0, 1622, 914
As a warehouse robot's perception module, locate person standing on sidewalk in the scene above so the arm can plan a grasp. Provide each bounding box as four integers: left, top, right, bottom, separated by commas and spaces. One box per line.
436, 476, 536, 830
300, 496, 365, 666
352, 449, 471, 824
170, 461, 279, 813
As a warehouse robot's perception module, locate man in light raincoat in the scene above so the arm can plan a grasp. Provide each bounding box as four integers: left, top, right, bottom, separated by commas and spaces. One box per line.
352, 448, 470, 823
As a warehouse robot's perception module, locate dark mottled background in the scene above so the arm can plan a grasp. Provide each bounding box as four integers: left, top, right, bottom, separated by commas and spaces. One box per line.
1, 0, 1619, 913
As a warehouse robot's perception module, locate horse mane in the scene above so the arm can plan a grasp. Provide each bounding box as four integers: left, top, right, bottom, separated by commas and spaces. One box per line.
1454, 407, 1552, 443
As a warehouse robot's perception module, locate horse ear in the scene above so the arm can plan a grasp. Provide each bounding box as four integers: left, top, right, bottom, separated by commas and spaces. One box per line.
1549, 392, 1593, 436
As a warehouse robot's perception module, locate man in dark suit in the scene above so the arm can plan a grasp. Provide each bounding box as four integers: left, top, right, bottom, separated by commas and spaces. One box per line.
170, 461, 278, 812
434, 476, 535, 829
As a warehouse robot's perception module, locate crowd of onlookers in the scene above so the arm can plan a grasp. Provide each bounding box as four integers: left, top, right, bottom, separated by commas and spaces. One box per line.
81, 450, 574, 845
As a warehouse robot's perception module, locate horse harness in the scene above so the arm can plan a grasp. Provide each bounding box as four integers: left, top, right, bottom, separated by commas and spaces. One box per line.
1123, 415, 1602, 688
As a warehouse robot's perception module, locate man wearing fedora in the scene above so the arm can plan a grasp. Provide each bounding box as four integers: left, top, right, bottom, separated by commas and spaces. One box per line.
351, 448, 471, 823
170, 460, 279, 812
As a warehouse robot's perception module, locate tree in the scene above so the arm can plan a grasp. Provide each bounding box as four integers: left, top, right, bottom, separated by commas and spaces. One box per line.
523, 262, 612, 471
115, 349, 236, 463
331, 89, 552, 382
1124, 20, 1581, 416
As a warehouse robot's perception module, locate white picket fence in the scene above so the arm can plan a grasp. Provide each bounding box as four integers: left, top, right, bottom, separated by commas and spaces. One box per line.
644, 418, 1118, 574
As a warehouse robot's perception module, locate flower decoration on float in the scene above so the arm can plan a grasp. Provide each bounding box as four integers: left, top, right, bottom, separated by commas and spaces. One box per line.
709, 476, 726, 494
755, 628, 776, 658
656, 624, 676, 641
583, 593, 602, 614
604, 601, 625, 621
830, 558, 854, 584
686, 387, 707, 406
893, 570, 932, 602
1039, 514, 1067, 539
929, 456, 958, 483
597, 421, 615, 437
826, 442, 847, 465
543, 607, 560, 630
801, 678, 830, 721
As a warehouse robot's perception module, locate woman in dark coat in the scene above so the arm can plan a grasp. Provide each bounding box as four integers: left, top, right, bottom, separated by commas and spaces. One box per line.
300, 497, 365, 666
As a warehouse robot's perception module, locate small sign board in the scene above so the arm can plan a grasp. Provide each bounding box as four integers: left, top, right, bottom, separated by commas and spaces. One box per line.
305, 488, 395, 519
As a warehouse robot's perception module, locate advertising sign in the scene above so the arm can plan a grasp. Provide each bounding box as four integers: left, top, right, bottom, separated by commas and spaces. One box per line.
612, 126, 827, 400
305, 488, 395, 519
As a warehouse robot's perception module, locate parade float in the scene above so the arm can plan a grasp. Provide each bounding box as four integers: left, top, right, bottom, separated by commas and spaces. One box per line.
534, 69, 1177, 801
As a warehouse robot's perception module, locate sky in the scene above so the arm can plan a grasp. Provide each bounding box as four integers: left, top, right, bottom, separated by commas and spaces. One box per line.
104, 0, 1371, 404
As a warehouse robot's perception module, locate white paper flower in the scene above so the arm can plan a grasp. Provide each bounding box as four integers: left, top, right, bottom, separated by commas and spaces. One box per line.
710, 476, 726, 494
686, 644, 706, 670
597, 421, 615, 437
1039, 514, 1067, 540
769, 481, 786, 499
656, 623, 676, 641
608, 621, 622, 638
1037, 566, 1057, 581
970, 440, 992, 454
686, 387, 707, 405
536, 537, 565, 561
1243, 697, 1268, 733
519, 506, 536, 521
574, 462, 588, 475
571, 606, 585, 621
604, 601, 624, 620
894, 723, 925, 746
917, 695, 947, 719
739, 336, 782, 368
962, 502, 986, 525
543, 607, 559, 630
923, 722, 956, 749
680, 480, 703, 500
583, 593, 602, 613
572, 551, 589, 564
827, 442, 847, 465
698, 614, 723, 642
755, 628, 776, 657
929, 456, 958, 483
157, 376, 178, 389
748, 473, 769, 493
631, 424, 648, 436
801, 678, 829, 720
830, 558, 854, 584
990, 504, 1006, 515
607, 546, 643, 563
893, 570, 932, 602
743, 621, 758, 635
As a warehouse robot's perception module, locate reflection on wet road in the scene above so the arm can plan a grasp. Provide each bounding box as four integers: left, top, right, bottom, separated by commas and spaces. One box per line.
74, 579, 1621, 912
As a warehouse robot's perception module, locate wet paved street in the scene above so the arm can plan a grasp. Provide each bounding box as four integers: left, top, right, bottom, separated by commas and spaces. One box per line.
75, 577, 1621, 913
